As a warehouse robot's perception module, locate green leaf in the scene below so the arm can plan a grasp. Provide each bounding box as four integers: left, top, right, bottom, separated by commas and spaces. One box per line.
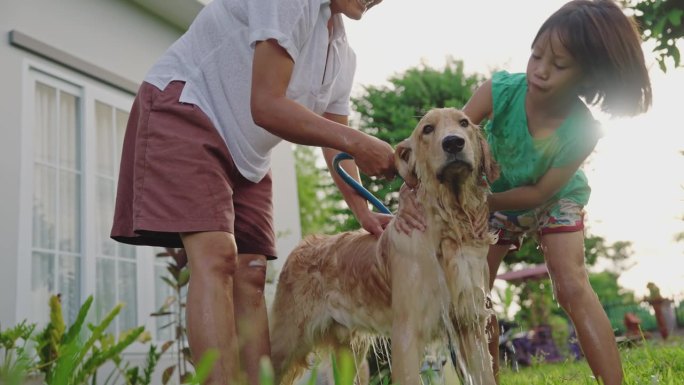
186, 349, 219, 385
72, 326, 145, 384
150, 311, 173, 317
161, 276, 178, 289
62, 296, 93, 346
259, 356, 275, 385
672, 46, 681, 67
162, 365, 176, 385
667, 9, 683, 27
178, 268, 191, 287
331, 349, 355, 385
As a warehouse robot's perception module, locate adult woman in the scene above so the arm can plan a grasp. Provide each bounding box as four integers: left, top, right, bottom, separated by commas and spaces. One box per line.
111, 0, 394, 383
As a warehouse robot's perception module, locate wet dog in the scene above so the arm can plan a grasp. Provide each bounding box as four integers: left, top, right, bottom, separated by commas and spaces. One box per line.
269, 108, 499, 385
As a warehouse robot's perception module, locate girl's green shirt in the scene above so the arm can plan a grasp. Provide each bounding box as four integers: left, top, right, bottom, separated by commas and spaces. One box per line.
484, 71, 602, 215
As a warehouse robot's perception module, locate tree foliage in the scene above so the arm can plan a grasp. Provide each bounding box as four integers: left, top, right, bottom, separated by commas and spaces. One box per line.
625, 0, 684, 71
504, 233, 634, 271
294, 145, 339, 236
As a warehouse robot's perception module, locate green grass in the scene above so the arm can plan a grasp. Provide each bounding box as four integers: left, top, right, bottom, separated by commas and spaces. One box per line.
254, 337, 684, 385
499, 337, 684, 385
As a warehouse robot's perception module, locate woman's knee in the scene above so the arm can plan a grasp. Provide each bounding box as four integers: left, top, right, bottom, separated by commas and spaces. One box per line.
183, 233, 239, 277
236, 254, 268, 290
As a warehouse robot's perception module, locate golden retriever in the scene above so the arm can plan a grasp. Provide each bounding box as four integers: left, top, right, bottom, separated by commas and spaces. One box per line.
269, 108, 499, 385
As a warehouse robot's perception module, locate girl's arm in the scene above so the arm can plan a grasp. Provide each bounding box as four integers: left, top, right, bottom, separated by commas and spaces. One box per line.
321, 114, 393, 238
250, 39, 395, 179
463, 79, 493, 125
488, 148, 593, 212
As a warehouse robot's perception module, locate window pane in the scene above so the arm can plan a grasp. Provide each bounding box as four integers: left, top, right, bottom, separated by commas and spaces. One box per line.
115, 108, 129, 164
59, 170, 81, 253
59, 91, 81, 170
154, 260, 174, 341
33, 164, 56, 250
96, 258, 117, 335
34, 82, 57, 164
96, 101, 114, 177
31, 252, 54, 325
118, 260, 138, 333
96, 177, 116, 257
118, 243, 137, 259
59, 255, 81, 325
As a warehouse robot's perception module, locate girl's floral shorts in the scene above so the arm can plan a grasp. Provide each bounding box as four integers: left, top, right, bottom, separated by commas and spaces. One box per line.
489, 198, 585, 249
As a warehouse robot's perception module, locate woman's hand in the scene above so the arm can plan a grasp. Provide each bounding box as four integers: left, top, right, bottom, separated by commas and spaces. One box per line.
393, 184, 426, 235
357, 211, 394, 238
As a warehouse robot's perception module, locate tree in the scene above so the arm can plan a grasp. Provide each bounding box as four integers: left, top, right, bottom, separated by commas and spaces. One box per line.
294, 144, 339, 236
503, 233, 634, 272
624, 0, 684, 71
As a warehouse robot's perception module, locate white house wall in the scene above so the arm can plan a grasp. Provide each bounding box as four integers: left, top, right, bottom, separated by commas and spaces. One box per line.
0, 0, 302, 368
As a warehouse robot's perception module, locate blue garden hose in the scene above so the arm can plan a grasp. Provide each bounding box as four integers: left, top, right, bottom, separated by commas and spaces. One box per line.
332, 152, 392, 214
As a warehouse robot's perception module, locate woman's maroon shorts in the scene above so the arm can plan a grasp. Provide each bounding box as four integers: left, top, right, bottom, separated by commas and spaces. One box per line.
111, 81, 277, 259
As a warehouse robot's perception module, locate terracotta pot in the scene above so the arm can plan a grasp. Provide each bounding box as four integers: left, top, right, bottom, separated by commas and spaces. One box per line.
648, 298, 674, 340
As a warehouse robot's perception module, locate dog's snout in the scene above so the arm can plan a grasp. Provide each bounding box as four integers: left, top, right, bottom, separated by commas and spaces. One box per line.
442, 135, 465, 154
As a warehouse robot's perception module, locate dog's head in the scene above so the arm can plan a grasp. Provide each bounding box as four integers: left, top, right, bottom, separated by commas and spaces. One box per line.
395, 108, 498, 191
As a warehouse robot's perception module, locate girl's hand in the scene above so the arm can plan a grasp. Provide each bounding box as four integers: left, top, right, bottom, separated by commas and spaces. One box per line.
357, 211, 393, 238
394, 184, 426, 235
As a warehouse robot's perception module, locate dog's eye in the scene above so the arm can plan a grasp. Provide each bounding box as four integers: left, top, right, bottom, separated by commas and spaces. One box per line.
459, 118, 469, 128
422, 124, 435, 134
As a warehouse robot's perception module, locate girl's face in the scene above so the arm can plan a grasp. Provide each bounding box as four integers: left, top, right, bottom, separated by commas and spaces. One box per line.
330, 0, 380, 20
526, 30, 586, 102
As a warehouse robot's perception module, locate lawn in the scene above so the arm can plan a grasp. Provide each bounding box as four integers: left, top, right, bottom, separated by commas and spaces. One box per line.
498, 336, 684, 385
262, 336, 684, 385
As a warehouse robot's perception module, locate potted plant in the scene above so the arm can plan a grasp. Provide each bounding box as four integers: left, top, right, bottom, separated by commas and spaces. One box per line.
644, 282, 675, 340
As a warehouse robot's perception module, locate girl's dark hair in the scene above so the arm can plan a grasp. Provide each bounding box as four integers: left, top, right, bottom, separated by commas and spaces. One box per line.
532, 0, 652, 116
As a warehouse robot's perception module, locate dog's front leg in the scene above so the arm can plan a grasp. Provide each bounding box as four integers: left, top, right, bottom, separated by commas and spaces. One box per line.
389, 246, 444, 385
391, 263, 424, 385
445, 245, 496, 385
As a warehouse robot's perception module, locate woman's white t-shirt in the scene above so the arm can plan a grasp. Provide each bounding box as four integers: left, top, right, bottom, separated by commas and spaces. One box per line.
145, 0, 356, 182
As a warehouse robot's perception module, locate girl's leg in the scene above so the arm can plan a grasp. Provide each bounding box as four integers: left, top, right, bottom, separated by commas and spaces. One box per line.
182, 231, 241, 385
541, 231, 623, 385
233, 254, 271, 385
486, 244, 511, 384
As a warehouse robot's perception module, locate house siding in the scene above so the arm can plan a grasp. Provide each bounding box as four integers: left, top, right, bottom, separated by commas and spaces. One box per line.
0, 0, 301, 380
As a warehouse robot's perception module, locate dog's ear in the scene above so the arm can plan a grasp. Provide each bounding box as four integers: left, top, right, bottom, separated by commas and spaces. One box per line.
477, 130, 499, 184
395, 139, 418, 188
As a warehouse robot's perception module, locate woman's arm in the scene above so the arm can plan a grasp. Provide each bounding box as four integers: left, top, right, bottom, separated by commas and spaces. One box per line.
321, 113, 393, 238
250, 39, 395, 179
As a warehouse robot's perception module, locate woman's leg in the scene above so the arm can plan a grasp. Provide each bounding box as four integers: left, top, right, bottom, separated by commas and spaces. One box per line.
541, 231, 623, 385
233, 253, 270, 385
182, 231, 241, 385
486, 244, 510, 384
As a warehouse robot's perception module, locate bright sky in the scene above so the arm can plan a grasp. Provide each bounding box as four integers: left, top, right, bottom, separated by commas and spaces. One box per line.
345, 0, 684, 298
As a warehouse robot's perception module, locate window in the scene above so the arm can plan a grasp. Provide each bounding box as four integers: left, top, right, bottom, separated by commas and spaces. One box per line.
26, 68, 143, 336
30, 75, 83, 326
93, 100, 138, 336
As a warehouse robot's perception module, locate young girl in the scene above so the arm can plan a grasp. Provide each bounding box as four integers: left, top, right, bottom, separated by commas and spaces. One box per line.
462, 1, 652, 384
